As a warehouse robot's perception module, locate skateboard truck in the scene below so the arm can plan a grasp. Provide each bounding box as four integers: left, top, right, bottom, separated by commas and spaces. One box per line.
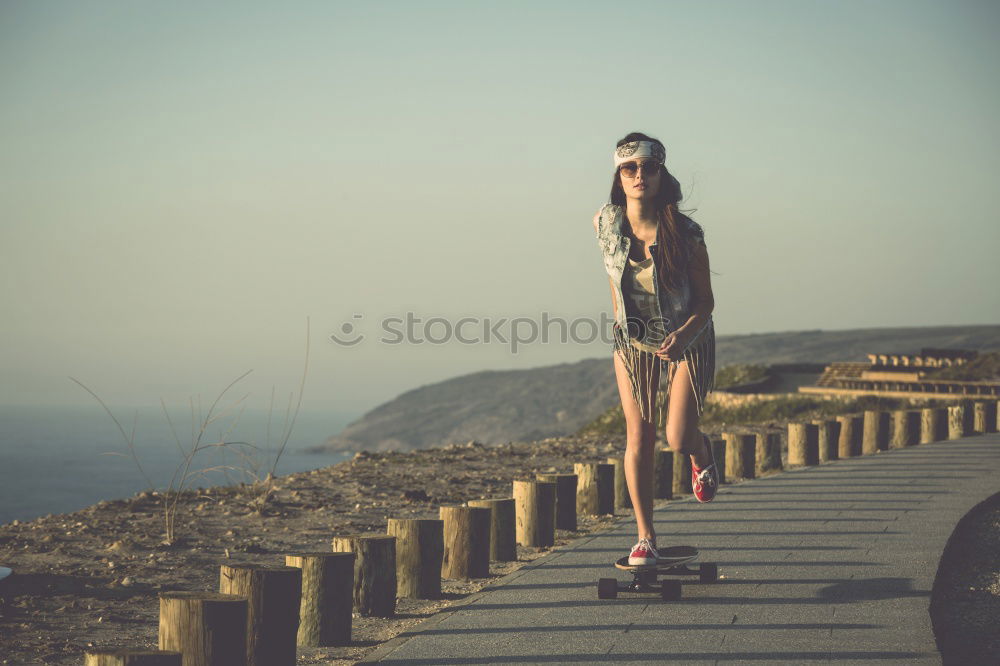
598, 546, 718, 601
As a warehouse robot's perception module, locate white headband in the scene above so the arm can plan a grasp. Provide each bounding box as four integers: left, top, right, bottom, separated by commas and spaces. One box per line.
613, 140, 666, 167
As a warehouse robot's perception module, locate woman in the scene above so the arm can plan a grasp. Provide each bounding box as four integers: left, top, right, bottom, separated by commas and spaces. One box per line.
592, 132, 719, 566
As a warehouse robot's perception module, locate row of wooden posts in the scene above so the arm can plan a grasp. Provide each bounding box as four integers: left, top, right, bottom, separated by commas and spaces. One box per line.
84, 399, 999, 665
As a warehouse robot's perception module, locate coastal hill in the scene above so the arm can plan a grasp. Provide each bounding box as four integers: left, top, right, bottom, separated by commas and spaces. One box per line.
310, 325, 1000, 453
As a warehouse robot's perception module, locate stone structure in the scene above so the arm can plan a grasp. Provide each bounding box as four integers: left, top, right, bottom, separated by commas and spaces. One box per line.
800, 348, 998, 399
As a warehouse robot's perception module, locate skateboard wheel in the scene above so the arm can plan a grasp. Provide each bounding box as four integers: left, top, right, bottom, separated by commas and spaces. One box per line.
598, 578, 618, 599
660, 580, 681, 601
699, 562, 718, 583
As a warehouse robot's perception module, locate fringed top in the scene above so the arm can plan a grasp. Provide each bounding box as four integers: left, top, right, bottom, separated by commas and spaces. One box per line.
622, 256, 667, 354
613, 316, 716, 429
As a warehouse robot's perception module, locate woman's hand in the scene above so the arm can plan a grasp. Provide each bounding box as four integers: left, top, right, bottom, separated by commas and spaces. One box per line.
655, 329, 691, 362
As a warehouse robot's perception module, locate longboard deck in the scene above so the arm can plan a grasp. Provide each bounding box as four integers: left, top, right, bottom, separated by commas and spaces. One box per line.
615, 545, 699, 571
601, 546, 717, 599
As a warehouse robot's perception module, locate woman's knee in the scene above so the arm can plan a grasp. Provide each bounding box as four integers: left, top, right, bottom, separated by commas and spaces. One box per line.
625, 425, 657, 452
664, 425, 699, 454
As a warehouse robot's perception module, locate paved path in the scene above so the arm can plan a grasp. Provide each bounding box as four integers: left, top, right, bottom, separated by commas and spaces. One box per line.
362, 432, 1000, 665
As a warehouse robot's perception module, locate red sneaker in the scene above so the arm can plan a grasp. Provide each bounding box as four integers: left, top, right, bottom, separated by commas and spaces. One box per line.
691, 433, 719, 503
628, 537, 659, 566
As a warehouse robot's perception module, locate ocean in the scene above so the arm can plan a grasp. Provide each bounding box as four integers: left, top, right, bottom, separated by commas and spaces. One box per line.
0, 404, 357, 525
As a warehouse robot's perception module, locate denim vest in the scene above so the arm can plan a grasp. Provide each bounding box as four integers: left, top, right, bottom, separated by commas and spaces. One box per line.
595, 203, 712, 354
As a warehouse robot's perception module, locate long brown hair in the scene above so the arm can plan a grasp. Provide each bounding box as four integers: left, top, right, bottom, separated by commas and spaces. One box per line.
609, 131, 700, 296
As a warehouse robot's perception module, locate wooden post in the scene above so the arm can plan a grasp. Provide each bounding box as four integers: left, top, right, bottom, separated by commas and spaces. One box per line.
513, 480, 556, 548
961, 398, 976, 437
907, 409, 924, 445
158, 592, 247, 666
755, 432, 782, 476
837, 415, 863, 458
385, 518, 443, 599
467, 498, 516, 561
889, 410, 919, 449
861, 410, 879, 455
921, 408, 940, 444
947, 404, 969, 439
218, 564, 301, 666
976, 400, 997, 433
725, 433, 755, 482
972, 401, 985, 433
961, 400, 975, 434
283, 552, 353, 647
672, 448, 692, 496
862, 410, 890, 454
934, 407, 949, 440
330, 534, 396, 618
606, 457, 631, 510
972, 401, 991, 433
439, 505, 491, 579
788, 423, 819, 467
889, 410, 904, 449
653, 448, 673, 499
711, 437, 728, 484
879, 410, 892, 450
536, 473, 578, 531
573, 462, 614, 516
814, 419, 840, 462
85, 650, 182, 666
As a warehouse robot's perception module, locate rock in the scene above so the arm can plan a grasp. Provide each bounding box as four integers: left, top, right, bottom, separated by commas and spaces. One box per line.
403, 489, 430, 502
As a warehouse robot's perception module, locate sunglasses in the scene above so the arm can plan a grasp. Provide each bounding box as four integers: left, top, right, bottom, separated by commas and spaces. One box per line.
618, 161, 660, 178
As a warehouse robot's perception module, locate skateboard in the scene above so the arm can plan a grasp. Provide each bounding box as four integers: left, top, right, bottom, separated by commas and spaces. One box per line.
597, 545, 718, 600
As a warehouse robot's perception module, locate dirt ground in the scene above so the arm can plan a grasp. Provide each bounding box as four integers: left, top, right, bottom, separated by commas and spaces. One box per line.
0, 430, 996, 664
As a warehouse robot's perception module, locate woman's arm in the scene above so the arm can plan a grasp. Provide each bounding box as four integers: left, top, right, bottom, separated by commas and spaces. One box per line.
674, 241, 714, 342
656, 241, 714, 361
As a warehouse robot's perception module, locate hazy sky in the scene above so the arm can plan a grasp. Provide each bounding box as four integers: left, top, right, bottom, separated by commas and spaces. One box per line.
2, 1, 998, 414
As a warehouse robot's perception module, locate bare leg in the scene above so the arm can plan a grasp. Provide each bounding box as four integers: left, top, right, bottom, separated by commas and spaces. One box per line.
612, 348, 659, 543
664, 359, 711, 468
